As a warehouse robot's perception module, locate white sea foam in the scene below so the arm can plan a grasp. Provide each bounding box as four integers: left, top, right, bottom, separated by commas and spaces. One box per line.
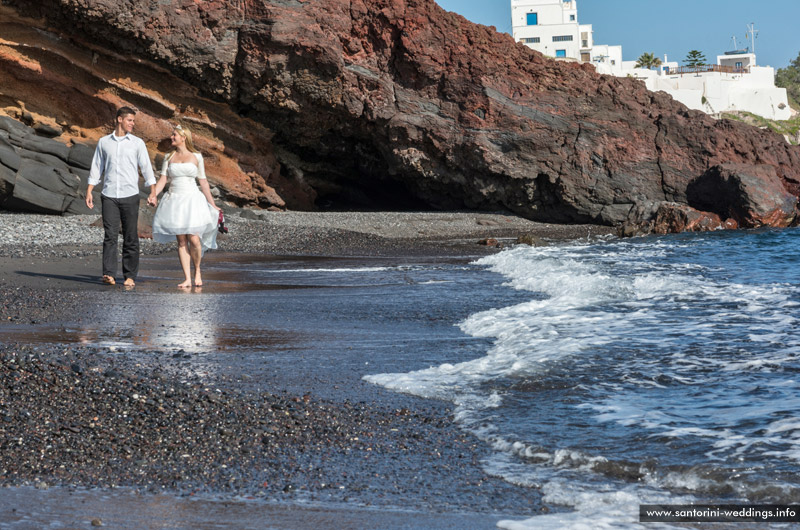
492, 467, 687, 530
262, 266, 396, 273
364, 236, 800, 526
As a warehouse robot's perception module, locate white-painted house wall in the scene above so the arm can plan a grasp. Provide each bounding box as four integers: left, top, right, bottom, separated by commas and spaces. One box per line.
510, 0, 791, 121
511, 0, 589, 61
634, 55, 791, 120
592, 45, 624, 76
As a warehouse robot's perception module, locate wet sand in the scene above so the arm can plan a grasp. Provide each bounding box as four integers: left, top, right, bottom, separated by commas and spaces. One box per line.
0, 487, 514, 530
0, 211, 604, 528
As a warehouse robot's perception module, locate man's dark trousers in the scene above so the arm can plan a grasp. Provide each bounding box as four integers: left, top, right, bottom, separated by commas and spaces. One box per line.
101, 194, 140, 281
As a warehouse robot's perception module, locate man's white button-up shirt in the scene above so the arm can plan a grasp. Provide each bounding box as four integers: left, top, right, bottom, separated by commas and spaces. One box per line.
88, 133, 156, 198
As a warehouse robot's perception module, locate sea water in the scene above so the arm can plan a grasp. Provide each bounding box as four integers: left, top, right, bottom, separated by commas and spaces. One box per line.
366, 228, 800, 528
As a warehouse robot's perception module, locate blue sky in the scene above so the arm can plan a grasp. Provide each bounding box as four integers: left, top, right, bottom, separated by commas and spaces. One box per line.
435, 0, 800, 69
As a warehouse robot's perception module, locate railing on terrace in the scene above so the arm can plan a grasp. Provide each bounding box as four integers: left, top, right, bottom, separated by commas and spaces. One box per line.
665, 65, 750, 76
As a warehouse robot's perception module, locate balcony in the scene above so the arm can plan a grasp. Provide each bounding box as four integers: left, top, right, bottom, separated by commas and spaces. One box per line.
665, 65, 751, 76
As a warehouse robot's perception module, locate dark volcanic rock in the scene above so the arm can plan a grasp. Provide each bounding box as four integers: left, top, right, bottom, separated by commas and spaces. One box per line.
0, 144, 21, 173
688, 164, 798, 228
32, 122, 62, 138
0, 138, 85, 213
8, 133, 69, 163
4, 0, 800, 231
651, 203, 724, 235
0, 164, 14, 196
67, 142, 95, 171
17, 148, 70, 171
0, 116, 33, 138
17, 160, 80, 197
9, 175, 67, 214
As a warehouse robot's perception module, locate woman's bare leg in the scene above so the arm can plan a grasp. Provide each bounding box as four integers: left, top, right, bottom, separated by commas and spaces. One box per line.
176, 235, 192, 288
189, 234, 203, 286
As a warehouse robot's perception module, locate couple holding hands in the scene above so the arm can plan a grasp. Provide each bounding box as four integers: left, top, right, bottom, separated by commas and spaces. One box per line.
86, 107, 221, 289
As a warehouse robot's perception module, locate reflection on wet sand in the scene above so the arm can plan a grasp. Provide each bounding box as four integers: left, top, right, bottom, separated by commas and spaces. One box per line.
5, 325, 304, 355
0, 486, 503, 530
2, 253, 325, 354
1, 251, 448, 393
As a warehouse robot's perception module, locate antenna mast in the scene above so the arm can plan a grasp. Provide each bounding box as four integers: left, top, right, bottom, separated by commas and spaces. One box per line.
746, 22, 759, 62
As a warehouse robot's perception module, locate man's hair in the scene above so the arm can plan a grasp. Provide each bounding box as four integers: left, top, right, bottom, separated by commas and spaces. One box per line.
116, 106, 137, 120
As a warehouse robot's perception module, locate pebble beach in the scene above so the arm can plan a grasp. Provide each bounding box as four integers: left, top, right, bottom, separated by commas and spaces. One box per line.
0, 209, 611, 528
0, 210, 612, 258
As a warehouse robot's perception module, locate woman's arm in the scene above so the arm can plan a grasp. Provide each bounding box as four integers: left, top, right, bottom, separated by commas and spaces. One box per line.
151, 157, 170, 197
198, 178, 220, 210
152, 173, 168, 197
195, 153, 220, 210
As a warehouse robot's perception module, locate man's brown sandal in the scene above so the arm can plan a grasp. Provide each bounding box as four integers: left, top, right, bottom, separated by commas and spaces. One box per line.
102, 275, 116, 285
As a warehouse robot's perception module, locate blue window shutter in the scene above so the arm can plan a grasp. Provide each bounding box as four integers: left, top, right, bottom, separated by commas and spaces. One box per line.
556, 49, 567, 58
527, 13, 538, 25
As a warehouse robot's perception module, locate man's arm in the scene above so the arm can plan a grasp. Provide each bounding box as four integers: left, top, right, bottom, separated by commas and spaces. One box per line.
86, 140, 104, 210
137, 139, 156, 188
86, 184, 95, 209
137, 139, 158, 205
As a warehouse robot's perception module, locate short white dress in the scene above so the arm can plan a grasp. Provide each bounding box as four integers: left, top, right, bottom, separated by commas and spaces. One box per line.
151, 152, 218, 252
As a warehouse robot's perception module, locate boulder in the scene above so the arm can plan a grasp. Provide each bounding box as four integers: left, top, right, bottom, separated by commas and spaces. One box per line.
0, 163, 15, 198
9, 175, 68, 214
0, 144, 21, 172
17, 160, 80, 197
0, 116, 34, 137
687, 164, 798, 228
71, 166, 90, 188
33, 122, 62, 138
68, 143, 95, 171
515, 234, 546, 246
17, 148, 71, 171
239, 209, 264, 220
8, 133, 70, 162
651, 203, 723, 234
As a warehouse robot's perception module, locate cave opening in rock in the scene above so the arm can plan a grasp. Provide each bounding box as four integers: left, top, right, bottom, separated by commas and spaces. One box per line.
314, 177, 435, 212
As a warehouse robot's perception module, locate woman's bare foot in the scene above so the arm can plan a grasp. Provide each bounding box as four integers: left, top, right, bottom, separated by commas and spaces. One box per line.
194, 271, 203, 287
178, 279, 192, 288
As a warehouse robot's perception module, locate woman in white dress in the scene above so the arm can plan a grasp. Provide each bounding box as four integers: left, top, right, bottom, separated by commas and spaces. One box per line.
149, 125, 221, 288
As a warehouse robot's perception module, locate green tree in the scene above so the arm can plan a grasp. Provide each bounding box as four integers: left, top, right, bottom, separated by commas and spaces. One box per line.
635, 52, 662, 70
776, 52, 800, 109
684, 50, 706, 68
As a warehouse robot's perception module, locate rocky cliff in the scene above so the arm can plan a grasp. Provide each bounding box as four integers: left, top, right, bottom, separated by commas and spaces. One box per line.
2, 0, 800, 231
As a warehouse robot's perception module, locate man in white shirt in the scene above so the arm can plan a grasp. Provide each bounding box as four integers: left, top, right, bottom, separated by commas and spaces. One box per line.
86, 107, 158, 287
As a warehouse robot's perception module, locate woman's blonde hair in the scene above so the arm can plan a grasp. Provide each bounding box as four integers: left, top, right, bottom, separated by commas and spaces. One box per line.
166, 124, 199, 160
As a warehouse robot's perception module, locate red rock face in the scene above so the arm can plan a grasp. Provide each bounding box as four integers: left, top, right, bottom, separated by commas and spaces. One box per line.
0, 4, 301, 210
4, 0, 800, 230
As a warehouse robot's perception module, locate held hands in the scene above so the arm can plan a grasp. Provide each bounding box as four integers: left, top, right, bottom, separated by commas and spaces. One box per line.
147, 193, 158, 207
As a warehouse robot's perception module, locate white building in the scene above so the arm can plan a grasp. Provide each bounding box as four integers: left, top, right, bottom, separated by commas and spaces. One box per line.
511, 1, 791, 121
591, 44, 624, 76
511, 0, 593, 62
623, 52, 791, 121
